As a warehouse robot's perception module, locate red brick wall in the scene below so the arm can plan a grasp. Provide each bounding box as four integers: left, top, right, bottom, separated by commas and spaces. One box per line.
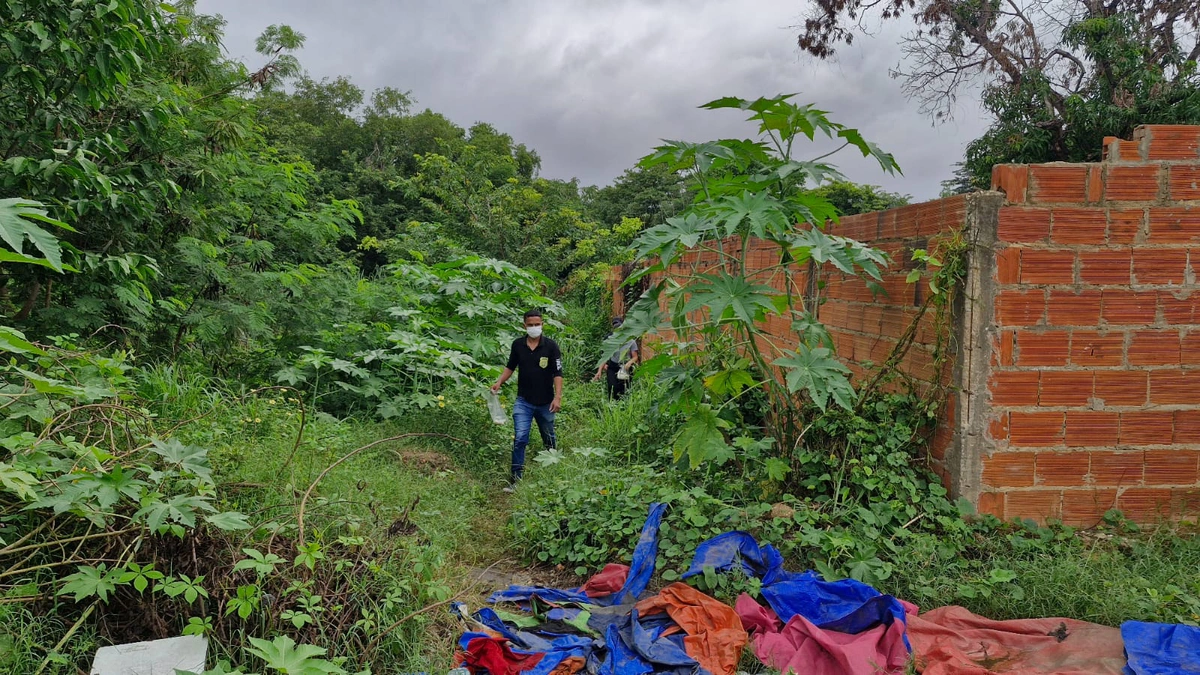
982, 125, 1200, 525
822, 197, 971, 483
621, 196, 974, 485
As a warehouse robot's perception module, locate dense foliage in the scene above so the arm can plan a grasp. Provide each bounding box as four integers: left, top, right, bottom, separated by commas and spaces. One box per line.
0, 1, 636, 375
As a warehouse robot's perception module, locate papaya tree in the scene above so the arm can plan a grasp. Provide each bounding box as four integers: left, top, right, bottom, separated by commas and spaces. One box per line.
602, 95, 899, 468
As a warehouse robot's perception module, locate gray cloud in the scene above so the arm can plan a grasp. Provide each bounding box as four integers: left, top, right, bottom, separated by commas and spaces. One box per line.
200, 0, 991, 200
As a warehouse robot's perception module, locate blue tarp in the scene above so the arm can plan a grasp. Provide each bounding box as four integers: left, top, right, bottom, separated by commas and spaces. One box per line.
597, 610, 705, 675
762, 571, 907, 634
682, 531, 791, 586
520, 635, 598, 675
1121, 621, 1200, 674
489, 503, 668, 609
602, 623, 653, 675
477, 504, 690, 675
488, 585, 594, 607
683, 531, 909, 647
613, 503, 668, 604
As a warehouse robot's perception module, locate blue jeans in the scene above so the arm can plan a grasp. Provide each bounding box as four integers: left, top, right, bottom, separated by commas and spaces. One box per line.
512, 396, 555, 481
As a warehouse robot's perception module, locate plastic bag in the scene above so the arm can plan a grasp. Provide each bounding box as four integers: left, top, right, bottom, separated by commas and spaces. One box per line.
616, 367, 630, 381
485, 390, 507, 425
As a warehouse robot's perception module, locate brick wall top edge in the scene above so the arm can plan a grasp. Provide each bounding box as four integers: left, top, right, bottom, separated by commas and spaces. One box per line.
826, 193, 970, 233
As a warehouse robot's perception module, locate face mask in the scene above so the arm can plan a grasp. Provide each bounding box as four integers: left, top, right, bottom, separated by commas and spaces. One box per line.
526, 325, 543, 339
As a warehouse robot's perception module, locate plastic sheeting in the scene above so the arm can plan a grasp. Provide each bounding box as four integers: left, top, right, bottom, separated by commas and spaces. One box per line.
1121, 621, 1200, 674
635, 583, 748, 675
596, 609, 706, 675
583, 564, 630, 599
613, 502, 668, 604
683, 531, 908, 642
737, 593, 908, 675
906, 605, 1126, 675
472, 503, 731, 675
459, 636, 545, 675
683, 531, 790, 585
489, 503, 668, 608
464, 508, 1200, 675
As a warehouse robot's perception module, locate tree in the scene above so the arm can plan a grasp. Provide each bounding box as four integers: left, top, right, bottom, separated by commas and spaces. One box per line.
584, 164, 692, 228
939, 162, 977, 196
0, 1, 364, 366
797, 0, 1200, 184
606, 94, 898, 467
962, 11, 1200, 184
807, 181, 910, 215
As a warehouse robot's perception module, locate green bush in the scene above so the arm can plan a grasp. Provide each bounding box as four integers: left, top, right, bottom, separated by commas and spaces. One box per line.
510, 451, 788, 579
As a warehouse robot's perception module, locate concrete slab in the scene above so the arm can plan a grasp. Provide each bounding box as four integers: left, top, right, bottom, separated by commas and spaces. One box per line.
90, 635, 207, 675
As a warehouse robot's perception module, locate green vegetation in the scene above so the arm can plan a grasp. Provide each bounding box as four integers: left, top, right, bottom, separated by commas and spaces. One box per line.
0, 2, 1197, 674
512, 383, 1200, 626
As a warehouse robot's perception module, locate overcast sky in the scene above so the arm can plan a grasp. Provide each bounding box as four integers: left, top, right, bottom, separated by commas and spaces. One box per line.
199, 0, 990, 201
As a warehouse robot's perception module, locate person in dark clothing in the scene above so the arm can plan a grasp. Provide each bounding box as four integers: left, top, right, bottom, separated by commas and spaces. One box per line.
491, 309, 563, 490
593, 316, 638, 400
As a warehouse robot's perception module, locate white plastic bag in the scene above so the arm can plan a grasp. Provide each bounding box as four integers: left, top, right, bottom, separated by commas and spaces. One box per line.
484, 390, 507, 425
616, 366, 630, 381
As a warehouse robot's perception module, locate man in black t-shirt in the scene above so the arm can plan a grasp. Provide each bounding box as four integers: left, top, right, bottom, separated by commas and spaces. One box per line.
490, 309, 563, 490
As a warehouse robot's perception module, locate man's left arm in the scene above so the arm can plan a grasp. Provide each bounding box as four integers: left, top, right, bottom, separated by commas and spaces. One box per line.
551, 343, 564, 412
551, 376, 563, 412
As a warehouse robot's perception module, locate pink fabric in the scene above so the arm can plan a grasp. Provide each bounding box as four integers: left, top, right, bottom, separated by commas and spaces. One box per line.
735, 594, 908, 675
581, 563, 629, 598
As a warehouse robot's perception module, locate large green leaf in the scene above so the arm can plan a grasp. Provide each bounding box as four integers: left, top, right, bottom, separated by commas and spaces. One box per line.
710, 191, 789, 239
631, 213, 714, 266
150, 439, 213, 483
672, 404, 733, 469
0, 326, 44, 356
791, 312, 834, 349
789, 229, 857, 275
639, 140, 736, 173
58, 564, 123, 602
775, 344, 856, 411
0, 462, 39, 501
247, 635, 345, 675
683, 272, 778, 325
838, 128, 901, 175
206, 511, 251, 531
703, 368, 756, 397
0, 198, 75, 272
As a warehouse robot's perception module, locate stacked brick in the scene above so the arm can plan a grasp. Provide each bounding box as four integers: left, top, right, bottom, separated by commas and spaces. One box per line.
982, 126, 1200, 525
822, 197, 971, 484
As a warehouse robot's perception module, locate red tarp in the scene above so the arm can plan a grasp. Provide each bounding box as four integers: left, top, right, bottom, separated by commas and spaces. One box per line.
906, 605, 1126, 674
459, 636, 544, 675
582, 563, 630, 599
